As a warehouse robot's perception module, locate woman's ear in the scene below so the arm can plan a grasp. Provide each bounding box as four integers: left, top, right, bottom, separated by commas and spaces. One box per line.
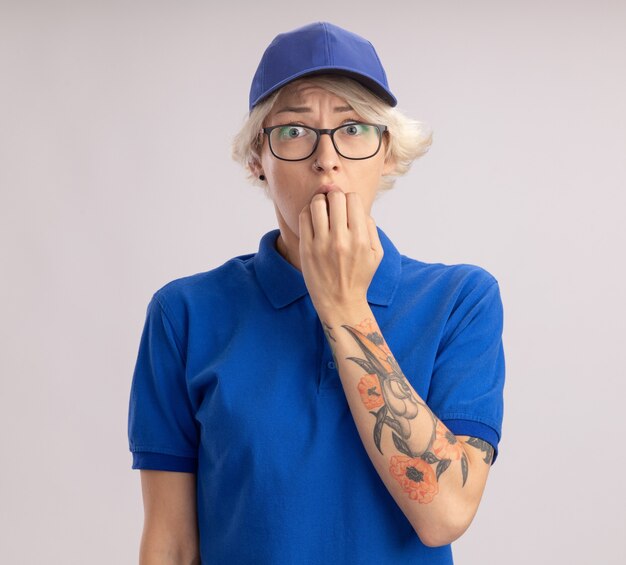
381, 132, 395, 176
382, 154, 396, 176
250, 157, 263, 177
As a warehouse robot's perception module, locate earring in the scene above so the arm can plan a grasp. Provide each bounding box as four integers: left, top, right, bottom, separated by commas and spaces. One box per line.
259, 174, 265, 181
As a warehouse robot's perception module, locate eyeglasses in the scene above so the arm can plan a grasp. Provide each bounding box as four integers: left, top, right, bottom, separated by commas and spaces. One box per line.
261, 122, 388, 161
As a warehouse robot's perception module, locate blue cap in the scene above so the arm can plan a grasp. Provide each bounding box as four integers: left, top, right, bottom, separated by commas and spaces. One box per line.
249, 21, 397, 112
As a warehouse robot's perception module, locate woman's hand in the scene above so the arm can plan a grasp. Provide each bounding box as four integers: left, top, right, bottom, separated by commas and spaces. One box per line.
298, 190, 384, 318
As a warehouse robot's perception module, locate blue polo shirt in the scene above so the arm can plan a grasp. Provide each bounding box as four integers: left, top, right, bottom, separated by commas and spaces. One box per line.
128, 226, 505, 564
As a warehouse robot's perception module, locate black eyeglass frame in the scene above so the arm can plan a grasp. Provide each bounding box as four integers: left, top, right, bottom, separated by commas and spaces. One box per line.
261, 122, 388, 162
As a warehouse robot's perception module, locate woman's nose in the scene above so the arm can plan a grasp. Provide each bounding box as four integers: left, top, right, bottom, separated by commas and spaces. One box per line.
312, 132, 340, 171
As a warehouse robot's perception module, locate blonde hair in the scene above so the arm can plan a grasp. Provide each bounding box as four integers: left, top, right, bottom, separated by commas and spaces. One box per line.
231, 75, 433, 196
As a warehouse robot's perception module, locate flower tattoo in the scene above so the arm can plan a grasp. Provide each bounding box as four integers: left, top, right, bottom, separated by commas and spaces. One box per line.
323, 317, 494, 503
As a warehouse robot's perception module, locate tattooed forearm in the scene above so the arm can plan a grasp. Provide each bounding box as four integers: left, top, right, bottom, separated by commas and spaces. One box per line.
338, 318, 472, 502
318, 307, 495, 538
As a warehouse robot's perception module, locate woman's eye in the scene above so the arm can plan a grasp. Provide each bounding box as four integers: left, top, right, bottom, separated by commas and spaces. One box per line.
278, 126, 307, 139
342, 123, 369, 136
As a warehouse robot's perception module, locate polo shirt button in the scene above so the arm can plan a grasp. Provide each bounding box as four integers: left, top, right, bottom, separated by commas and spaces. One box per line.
327, 361, 336, 370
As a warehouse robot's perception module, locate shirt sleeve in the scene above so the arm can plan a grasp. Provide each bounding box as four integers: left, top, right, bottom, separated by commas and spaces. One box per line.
127, 293, 199, 473
427, 273, 506, 464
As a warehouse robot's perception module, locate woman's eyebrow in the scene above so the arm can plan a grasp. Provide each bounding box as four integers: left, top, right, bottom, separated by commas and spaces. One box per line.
275, 105, 353, 114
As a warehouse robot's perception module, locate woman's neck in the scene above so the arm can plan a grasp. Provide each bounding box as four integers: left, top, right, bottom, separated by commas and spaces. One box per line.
275, 230, 302, 272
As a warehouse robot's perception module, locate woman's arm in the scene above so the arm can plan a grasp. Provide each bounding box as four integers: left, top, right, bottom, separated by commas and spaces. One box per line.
139, 470, 200, 564
320, 303, 493, 547
298, 191, 496, 547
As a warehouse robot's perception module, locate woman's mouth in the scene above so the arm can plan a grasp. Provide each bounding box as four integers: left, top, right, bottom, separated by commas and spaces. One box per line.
315, 184, 340, 196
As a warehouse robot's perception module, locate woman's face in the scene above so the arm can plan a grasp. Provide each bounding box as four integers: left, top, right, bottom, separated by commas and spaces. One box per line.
255, 80, 395, 241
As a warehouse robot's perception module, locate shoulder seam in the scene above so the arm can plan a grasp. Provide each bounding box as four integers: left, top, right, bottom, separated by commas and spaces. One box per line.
437, 278, 501, 354
152, 293, 186, 364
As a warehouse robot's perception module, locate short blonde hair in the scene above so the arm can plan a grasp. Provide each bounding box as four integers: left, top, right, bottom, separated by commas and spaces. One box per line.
231, 75, 433, 196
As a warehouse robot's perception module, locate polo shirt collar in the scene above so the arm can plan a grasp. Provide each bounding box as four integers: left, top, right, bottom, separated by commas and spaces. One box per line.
253, 226, 402, 309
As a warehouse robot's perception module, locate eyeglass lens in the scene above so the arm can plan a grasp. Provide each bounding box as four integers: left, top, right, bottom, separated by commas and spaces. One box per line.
269, 124, 381, 160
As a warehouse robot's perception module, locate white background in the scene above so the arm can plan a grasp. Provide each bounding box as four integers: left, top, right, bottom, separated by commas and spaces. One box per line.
1, 1, 625, 563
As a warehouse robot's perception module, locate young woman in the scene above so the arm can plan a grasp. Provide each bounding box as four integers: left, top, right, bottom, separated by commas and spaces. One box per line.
128, 21, 505, 564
